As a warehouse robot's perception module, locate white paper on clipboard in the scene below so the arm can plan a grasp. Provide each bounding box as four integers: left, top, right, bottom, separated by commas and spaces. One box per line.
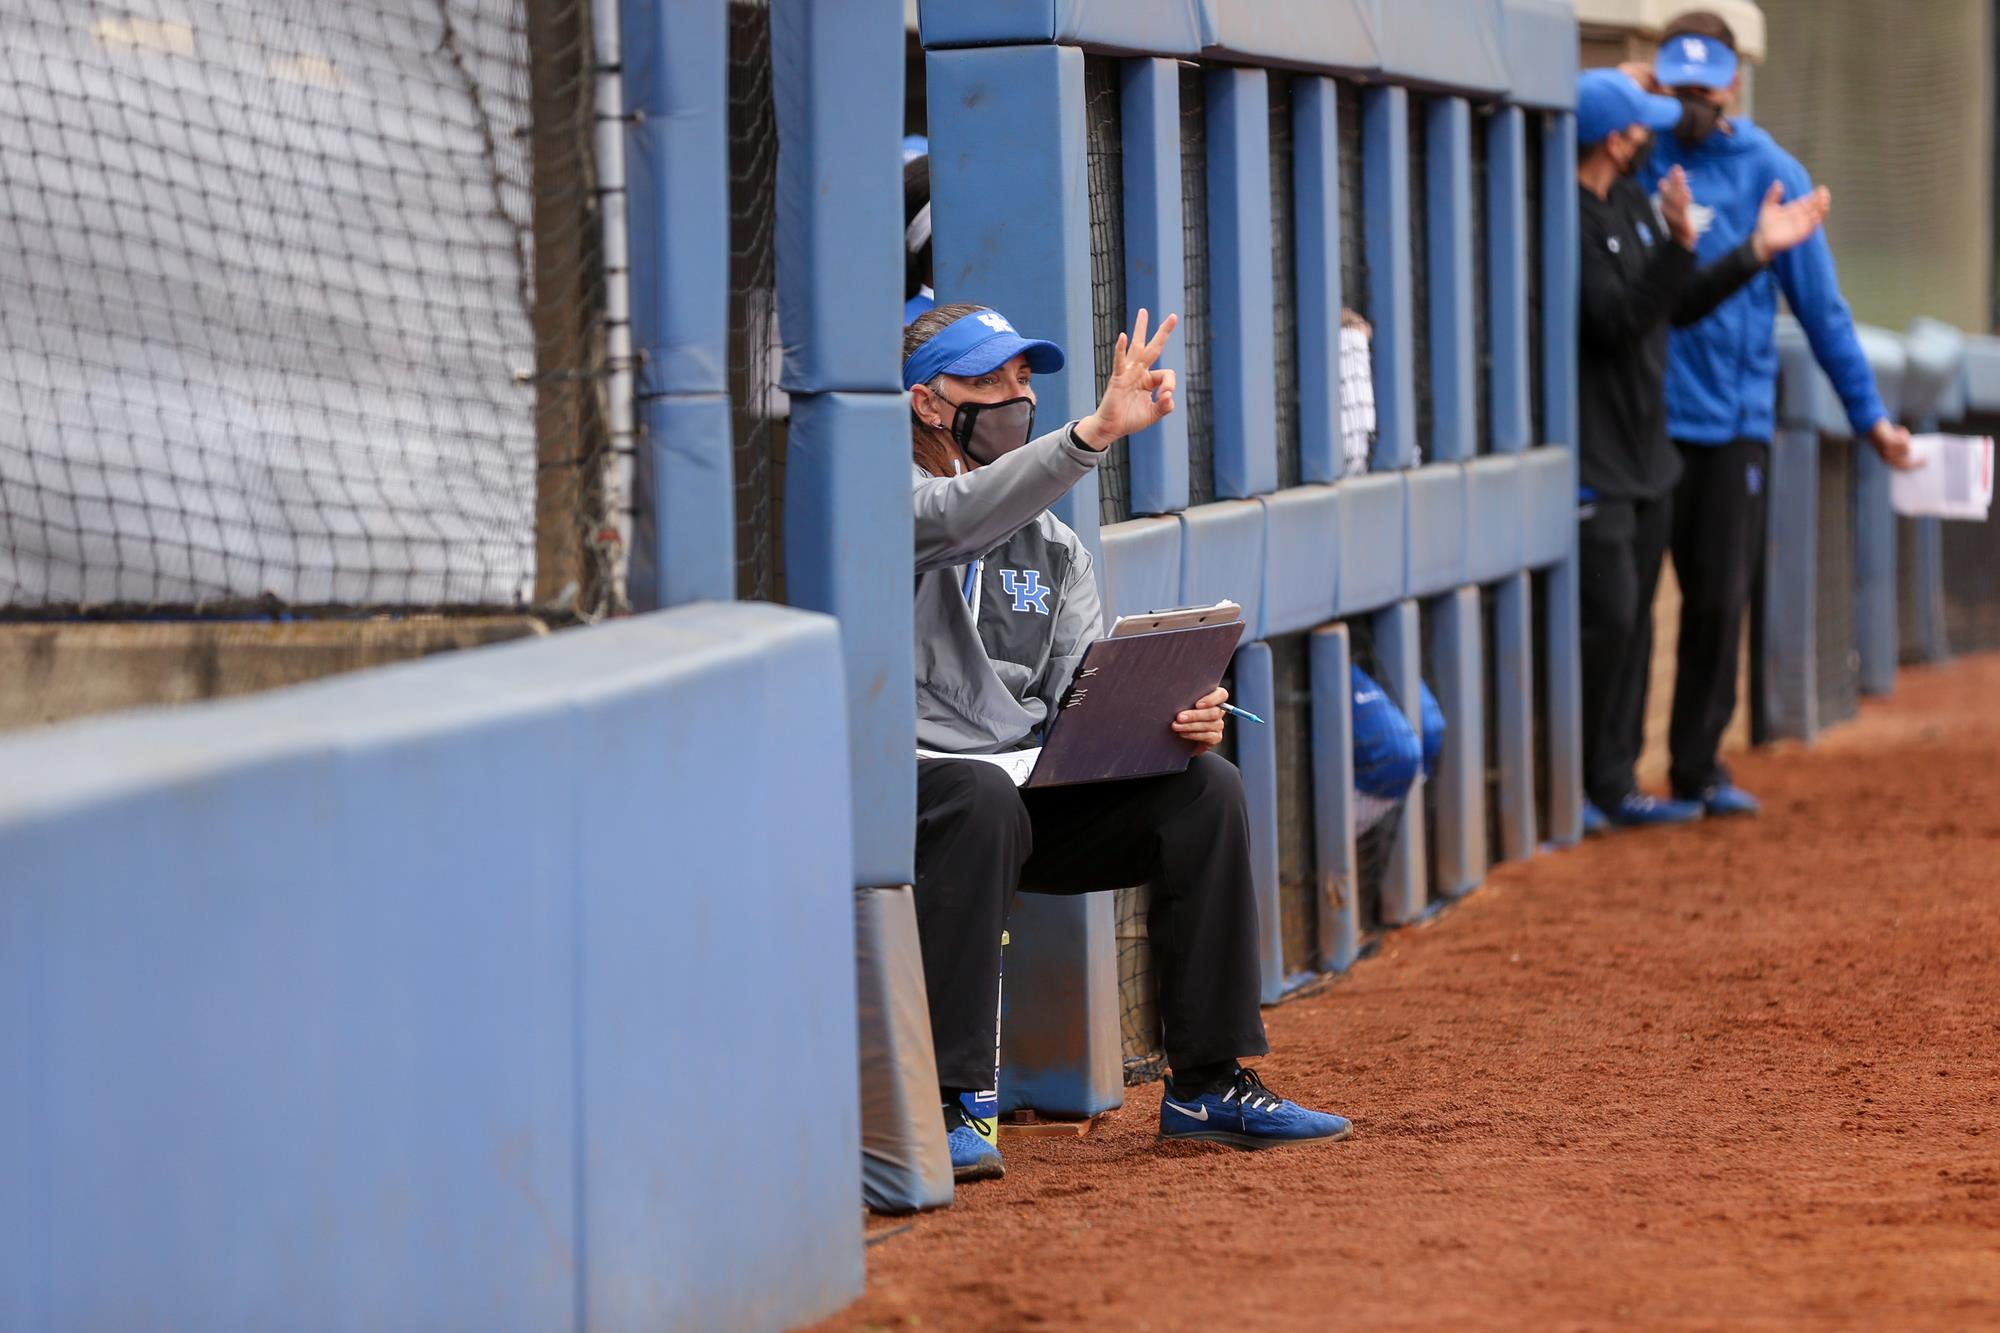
1891, 435, 1993, 520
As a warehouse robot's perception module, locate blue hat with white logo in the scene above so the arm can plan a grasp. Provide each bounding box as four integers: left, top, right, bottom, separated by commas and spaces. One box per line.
1654, 31, 1738, 90
1575, 68, 1684, 147
901, 308, 1065, 390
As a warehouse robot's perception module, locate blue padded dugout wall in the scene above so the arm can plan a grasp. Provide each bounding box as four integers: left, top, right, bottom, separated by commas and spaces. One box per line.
922, 0, 1579, 1111
0, 606, 863, 1331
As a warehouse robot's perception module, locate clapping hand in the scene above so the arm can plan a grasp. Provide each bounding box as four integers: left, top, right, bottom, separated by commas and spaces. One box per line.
1658, 166, 1696, 249
1075, 308, 1178, 450
1751, 180, 1831, 262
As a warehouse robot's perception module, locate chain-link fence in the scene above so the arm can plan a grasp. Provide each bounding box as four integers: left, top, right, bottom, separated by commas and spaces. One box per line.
0, 0, 619, 617
1338, 83, 1366, 321
1179, 64, 1216, 508
1472, 105, 1493, 454
727, 0, 784, 604
1270, 74, 1301, 491
1087, 55, 1130, 528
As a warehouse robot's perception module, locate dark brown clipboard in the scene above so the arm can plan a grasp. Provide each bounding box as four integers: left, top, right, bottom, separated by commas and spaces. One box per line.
1023, 619, 1247, 788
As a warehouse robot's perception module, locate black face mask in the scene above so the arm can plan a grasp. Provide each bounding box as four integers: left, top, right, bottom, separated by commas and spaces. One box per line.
1619, 132, 1654, 178
938, 394, 1036, 465
1674, 92, 1724, 146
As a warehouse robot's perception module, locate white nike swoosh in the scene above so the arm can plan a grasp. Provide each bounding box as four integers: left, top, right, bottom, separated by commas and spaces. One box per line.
1164, 1100, 1209, 1122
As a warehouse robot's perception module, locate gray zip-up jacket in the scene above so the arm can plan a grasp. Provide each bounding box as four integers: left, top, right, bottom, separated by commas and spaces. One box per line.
914, 423, 1103, 754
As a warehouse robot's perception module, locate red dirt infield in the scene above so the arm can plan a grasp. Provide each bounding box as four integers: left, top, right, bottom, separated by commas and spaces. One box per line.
827, 653, 2000, 1331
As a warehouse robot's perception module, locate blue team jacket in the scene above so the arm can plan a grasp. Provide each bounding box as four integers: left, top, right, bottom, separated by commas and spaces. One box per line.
1642, 117, 1885, 445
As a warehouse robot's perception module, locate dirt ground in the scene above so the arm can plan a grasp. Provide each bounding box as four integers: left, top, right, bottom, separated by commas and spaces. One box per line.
829, 654, 2000, 1332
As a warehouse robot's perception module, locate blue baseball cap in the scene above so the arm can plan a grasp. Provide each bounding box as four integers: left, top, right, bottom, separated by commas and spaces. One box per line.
1654, 31, 1738, 90
901, 308, 1065, 390
1575, 68, 1683, 147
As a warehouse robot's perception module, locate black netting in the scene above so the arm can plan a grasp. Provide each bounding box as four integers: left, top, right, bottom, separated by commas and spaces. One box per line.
728, 0, 783, 604
1936, 414, 2000, 651
1270, 74, 1302, 491
1271, 633, 1317, 977
1087, 56, 1130, 528
1896, 515, 1927, 664
1815, 439, 1860, 728
1338, 82, 1366, 319
1481, 583, 1506, 859
1179, 65, 1215, 508
1408, 94, 1432, 467
1345, 615, 1401, 935
1471, 108, 1493, 454
1525, 111, 1547, 446
1530, 567, 1553, 840
0, 0, 616, 615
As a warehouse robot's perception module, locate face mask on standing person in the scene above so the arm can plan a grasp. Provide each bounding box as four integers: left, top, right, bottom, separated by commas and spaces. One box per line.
1653, 29, 1738, 147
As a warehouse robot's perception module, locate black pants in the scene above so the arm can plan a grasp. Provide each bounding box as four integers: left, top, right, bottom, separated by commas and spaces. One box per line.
1668, 437, 1769, 796
1579, 492, 1672, 810
912, 753, 1269, 1091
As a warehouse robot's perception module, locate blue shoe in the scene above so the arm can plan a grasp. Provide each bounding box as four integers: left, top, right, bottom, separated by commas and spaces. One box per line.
1158, 1067, 1352, 1150
944, 1090, 1003, 1183
1582, 801, 1611, 836
1607, 792, 1703, 828
1691, 783, 1760, 817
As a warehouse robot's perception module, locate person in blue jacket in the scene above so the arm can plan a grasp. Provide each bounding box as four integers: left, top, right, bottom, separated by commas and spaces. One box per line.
1636, 10, 1916, 817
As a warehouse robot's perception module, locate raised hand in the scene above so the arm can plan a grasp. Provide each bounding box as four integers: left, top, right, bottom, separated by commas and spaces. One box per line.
1075, 308, 1178, 450
1658, 166, 1696, 249
1752, 180, 1831, 262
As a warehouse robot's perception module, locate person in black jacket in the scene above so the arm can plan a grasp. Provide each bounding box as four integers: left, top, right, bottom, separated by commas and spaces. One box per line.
1574, 68, 1830, 833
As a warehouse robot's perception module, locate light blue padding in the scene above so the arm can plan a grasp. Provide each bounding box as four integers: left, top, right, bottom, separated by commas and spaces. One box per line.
786, 392, 917, 886
1426, 98, 1477, 463
1308, 626, 1363, 971
1180, 500, 1268, 638
770, 0, 905, 394
1121, 58, 1192, 515
1902, 317, 1967, 423
999, 894, 1124, 1116
1197, 0, 1378, 72
1960, 333, 2000, 411
1406, 464, 1467, 597
1491, 570, 1537, 861
1486, 107, 1533, 454
1372, 599, 1428, 924
1854, 444, 1898, 697
918, 0, 1204, 55
1336, 471, 1407, 614
1500, 0, 1580, 110
0, 605, 863, 1332
1098, 516, 1184, 624
1293, 76, 1346, 484
1464, 453, 1525, 583
1204, 65, 1280, 498
927, 44, 1102, 557
1761, 427, 1822, 742
1540, 112, 1580, 449
1520, 445, 1573, 569
1431, 585, 1487, 896
1232, 641, 1287, 1004
623, 0, 727, 397
1371, 0, 1508, 96
630, 393, 736, 609
1363, 84, 1416, 471
1260, 485, 1342, 637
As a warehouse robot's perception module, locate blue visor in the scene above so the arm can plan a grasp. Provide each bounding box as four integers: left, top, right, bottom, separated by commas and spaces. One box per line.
901, 309, 1065, 390
1576, 68, 1683, 146
1654, 32, 1737, 90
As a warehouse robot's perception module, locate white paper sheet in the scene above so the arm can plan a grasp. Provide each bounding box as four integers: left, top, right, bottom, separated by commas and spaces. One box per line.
916, 748, 1041, 787
1891, 435, 1994, 521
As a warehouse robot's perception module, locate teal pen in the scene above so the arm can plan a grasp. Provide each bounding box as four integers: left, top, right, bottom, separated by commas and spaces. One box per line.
1219, 702, 1266, 726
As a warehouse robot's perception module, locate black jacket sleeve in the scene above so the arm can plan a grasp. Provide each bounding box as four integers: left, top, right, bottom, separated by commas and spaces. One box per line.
1672, 238, 1765, 327
1578, 203, 1696, 346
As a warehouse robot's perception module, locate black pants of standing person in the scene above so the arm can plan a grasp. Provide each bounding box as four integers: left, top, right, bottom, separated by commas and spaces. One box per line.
912, 753, 1269, 1093
1668, 436, 1769, 797
1579, 492, 1672, 810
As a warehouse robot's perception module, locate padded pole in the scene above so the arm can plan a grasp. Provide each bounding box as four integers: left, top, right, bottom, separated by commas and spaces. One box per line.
1293, 75, 1344, 485
1426, 97, 1476, 463
1204, 66, 1279, 499
1431, 585, 1486, 894
1912, 516, 1952, 662
1121, 58, 1190, 515
1309, 624, 1361, 971
1373, 599, 1427, 924
623, 0, 734, 608
1492, 570, 1536, 861
1232, 640, 1287, 1004
1486, 106, 1531, 455
1761, 426, 1822, 742
1854, 443, 1899, 696
1362, 84, 1415, 472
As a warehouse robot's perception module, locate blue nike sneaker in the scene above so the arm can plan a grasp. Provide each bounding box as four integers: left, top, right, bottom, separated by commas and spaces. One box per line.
1689, 783, 1760, 817
1607, 792, 1703, 828
944, 1090, 1003, 1182
1582, 801, 1611, 837
1158, 1067, 1352, 1150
